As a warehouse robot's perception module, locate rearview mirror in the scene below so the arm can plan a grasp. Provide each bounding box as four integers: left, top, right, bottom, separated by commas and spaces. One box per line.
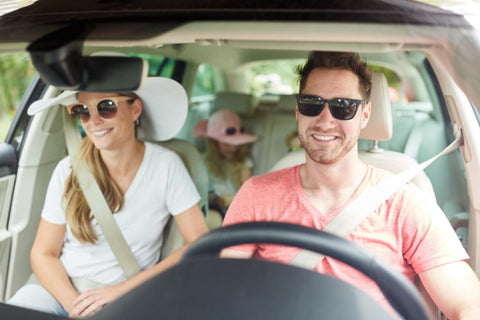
27, 24, 147, 92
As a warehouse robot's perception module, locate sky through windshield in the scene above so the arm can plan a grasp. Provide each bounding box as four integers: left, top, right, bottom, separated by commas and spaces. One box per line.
415, 0, 480, 29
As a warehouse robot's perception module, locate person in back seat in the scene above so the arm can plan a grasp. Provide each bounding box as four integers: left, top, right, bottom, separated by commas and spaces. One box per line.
222, 51, 480, 319
194, 109, 257, 217
7, 78, 209, 317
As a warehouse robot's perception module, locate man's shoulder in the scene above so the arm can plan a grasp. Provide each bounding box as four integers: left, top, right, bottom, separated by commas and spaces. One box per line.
368, 165, 395, 185
368, 165, 428, 202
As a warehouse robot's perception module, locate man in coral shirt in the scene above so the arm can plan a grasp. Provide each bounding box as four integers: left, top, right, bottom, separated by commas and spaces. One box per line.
222, 51, 480, 319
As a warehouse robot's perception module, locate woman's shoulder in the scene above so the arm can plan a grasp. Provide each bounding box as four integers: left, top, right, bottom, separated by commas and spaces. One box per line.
55, 156, 73, 174
46, 156, 73, 187
143, 142, 185, 169
144, 141, 179, 158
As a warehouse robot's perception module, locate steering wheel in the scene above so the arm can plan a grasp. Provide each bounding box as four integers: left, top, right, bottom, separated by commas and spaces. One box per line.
182, 222, 431, 320
79, 222, 431, 320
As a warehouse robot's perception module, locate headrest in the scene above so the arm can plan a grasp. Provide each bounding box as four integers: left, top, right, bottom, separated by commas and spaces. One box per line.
213, 92, 257, 116
277, 94, 297, 112
27, 77, 188, 141
359, 71, 392, 141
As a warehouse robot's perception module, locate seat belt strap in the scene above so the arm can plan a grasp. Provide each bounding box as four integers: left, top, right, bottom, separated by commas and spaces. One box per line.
63, 110, 141, 278
289, 131, 463, 269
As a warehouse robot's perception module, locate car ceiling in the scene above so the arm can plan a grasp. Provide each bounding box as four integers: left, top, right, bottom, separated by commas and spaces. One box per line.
0, 0, 470, 42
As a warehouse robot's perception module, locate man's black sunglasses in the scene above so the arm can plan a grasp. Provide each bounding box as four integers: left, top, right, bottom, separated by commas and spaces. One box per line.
296, 94, 368, 120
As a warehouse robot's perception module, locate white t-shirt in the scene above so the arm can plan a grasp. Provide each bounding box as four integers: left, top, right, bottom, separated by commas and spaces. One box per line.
41, 142, 200, 285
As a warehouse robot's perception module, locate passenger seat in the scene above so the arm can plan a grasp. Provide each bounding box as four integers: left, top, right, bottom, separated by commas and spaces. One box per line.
155, 139, 210, 257
136, 81, 211, 257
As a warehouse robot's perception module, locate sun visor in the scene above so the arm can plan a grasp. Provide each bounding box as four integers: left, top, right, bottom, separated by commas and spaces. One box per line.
27, 24, 147, 92
27, 90, 77, 115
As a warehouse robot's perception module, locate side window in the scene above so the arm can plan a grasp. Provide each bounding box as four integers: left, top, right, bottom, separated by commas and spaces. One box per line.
192, 64, 217, 99
0, 53, 36, 142
177, 64, 220, 148
126, 53, 181, 79
369, 66, 403, 103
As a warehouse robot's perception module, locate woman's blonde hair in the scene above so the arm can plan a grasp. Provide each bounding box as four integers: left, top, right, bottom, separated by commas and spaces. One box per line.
63, 92, 138, 244
205, 139, 248, 189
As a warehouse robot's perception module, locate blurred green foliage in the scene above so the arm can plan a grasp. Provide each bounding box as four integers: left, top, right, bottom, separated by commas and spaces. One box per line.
0, 53, 35, 141
370, 65, 402, 88
193, 64, 217, 98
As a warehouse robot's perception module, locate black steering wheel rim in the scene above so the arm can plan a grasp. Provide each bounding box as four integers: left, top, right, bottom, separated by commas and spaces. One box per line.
182, 222, 431, 320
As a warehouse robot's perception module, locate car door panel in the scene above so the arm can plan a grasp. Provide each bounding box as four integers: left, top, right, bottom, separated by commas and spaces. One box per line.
0, 174, 14, 302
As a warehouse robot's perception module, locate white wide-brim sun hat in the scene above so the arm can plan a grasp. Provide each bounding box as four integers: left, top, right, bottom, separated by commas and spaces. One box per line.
27, 77, 188, 141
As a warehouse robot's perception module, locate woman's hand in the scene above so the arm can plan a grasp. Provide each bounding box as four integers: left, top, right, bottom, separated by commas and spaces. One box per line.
70, 205, 208, 318
69, 283, 128, 318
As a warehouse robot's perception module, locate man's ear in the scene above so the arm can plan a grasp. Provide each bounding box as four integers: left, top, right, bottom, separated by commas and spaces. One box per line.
295, 104, 299, 120
360, 101, 371, 129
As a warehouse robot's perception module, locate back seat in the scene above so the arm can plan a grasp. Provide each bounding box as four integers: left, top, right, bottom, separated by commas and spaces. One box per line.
248, 94, 297, 175
213, 92, 258, 116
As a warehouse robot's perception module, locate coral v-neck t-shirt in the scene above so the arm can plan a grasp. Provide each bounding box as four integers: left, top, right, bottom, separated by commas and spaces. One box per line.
223, 165, 468, 306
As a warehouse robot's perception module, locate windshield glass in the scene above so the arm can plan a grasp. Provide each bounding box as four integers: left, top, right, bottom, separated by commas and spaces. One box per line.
414, 0, 480, 28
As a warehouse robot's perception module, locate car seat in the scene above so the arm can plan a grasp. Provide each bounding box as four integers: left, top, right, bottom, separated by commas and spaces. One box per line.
251, 94, 298, 175
213, 92, 258, 116
134, 82, 211, 256
155, 139, 210, 256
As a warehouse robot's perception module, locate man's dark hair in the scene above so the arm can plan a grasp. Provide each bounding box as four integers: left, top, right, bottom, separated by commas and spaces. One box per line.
296, 51, 372, 99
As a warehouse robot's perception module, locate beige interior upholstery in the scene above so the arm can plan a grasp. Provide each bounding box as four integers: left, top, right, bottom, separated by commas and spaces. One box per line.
246, 94, 298, 175
270, 72, 436, 199
359, 72, 392, 141
213, 92, 258, 116
277, 94, 296, 112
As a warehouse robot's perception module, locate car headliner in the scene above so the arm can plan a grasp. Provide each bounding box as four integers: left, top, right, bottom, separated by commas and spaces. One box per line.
0, 0, 471, 38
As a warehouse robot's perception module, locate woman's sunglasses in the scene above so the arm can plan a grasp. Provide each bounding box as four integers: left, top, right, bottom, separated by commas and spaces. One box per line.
296, 94, 368, 120
69, 97, 136, 123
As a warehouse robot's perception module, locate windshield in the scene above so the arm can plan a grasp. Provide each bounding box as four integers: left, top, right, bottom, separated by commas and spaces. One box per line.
414, 0, 480, 29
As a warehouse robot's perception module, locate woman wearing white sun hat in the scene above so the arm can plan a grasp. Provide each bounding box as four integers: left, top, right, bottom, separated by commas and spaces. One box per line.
7, 77, 208, 317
